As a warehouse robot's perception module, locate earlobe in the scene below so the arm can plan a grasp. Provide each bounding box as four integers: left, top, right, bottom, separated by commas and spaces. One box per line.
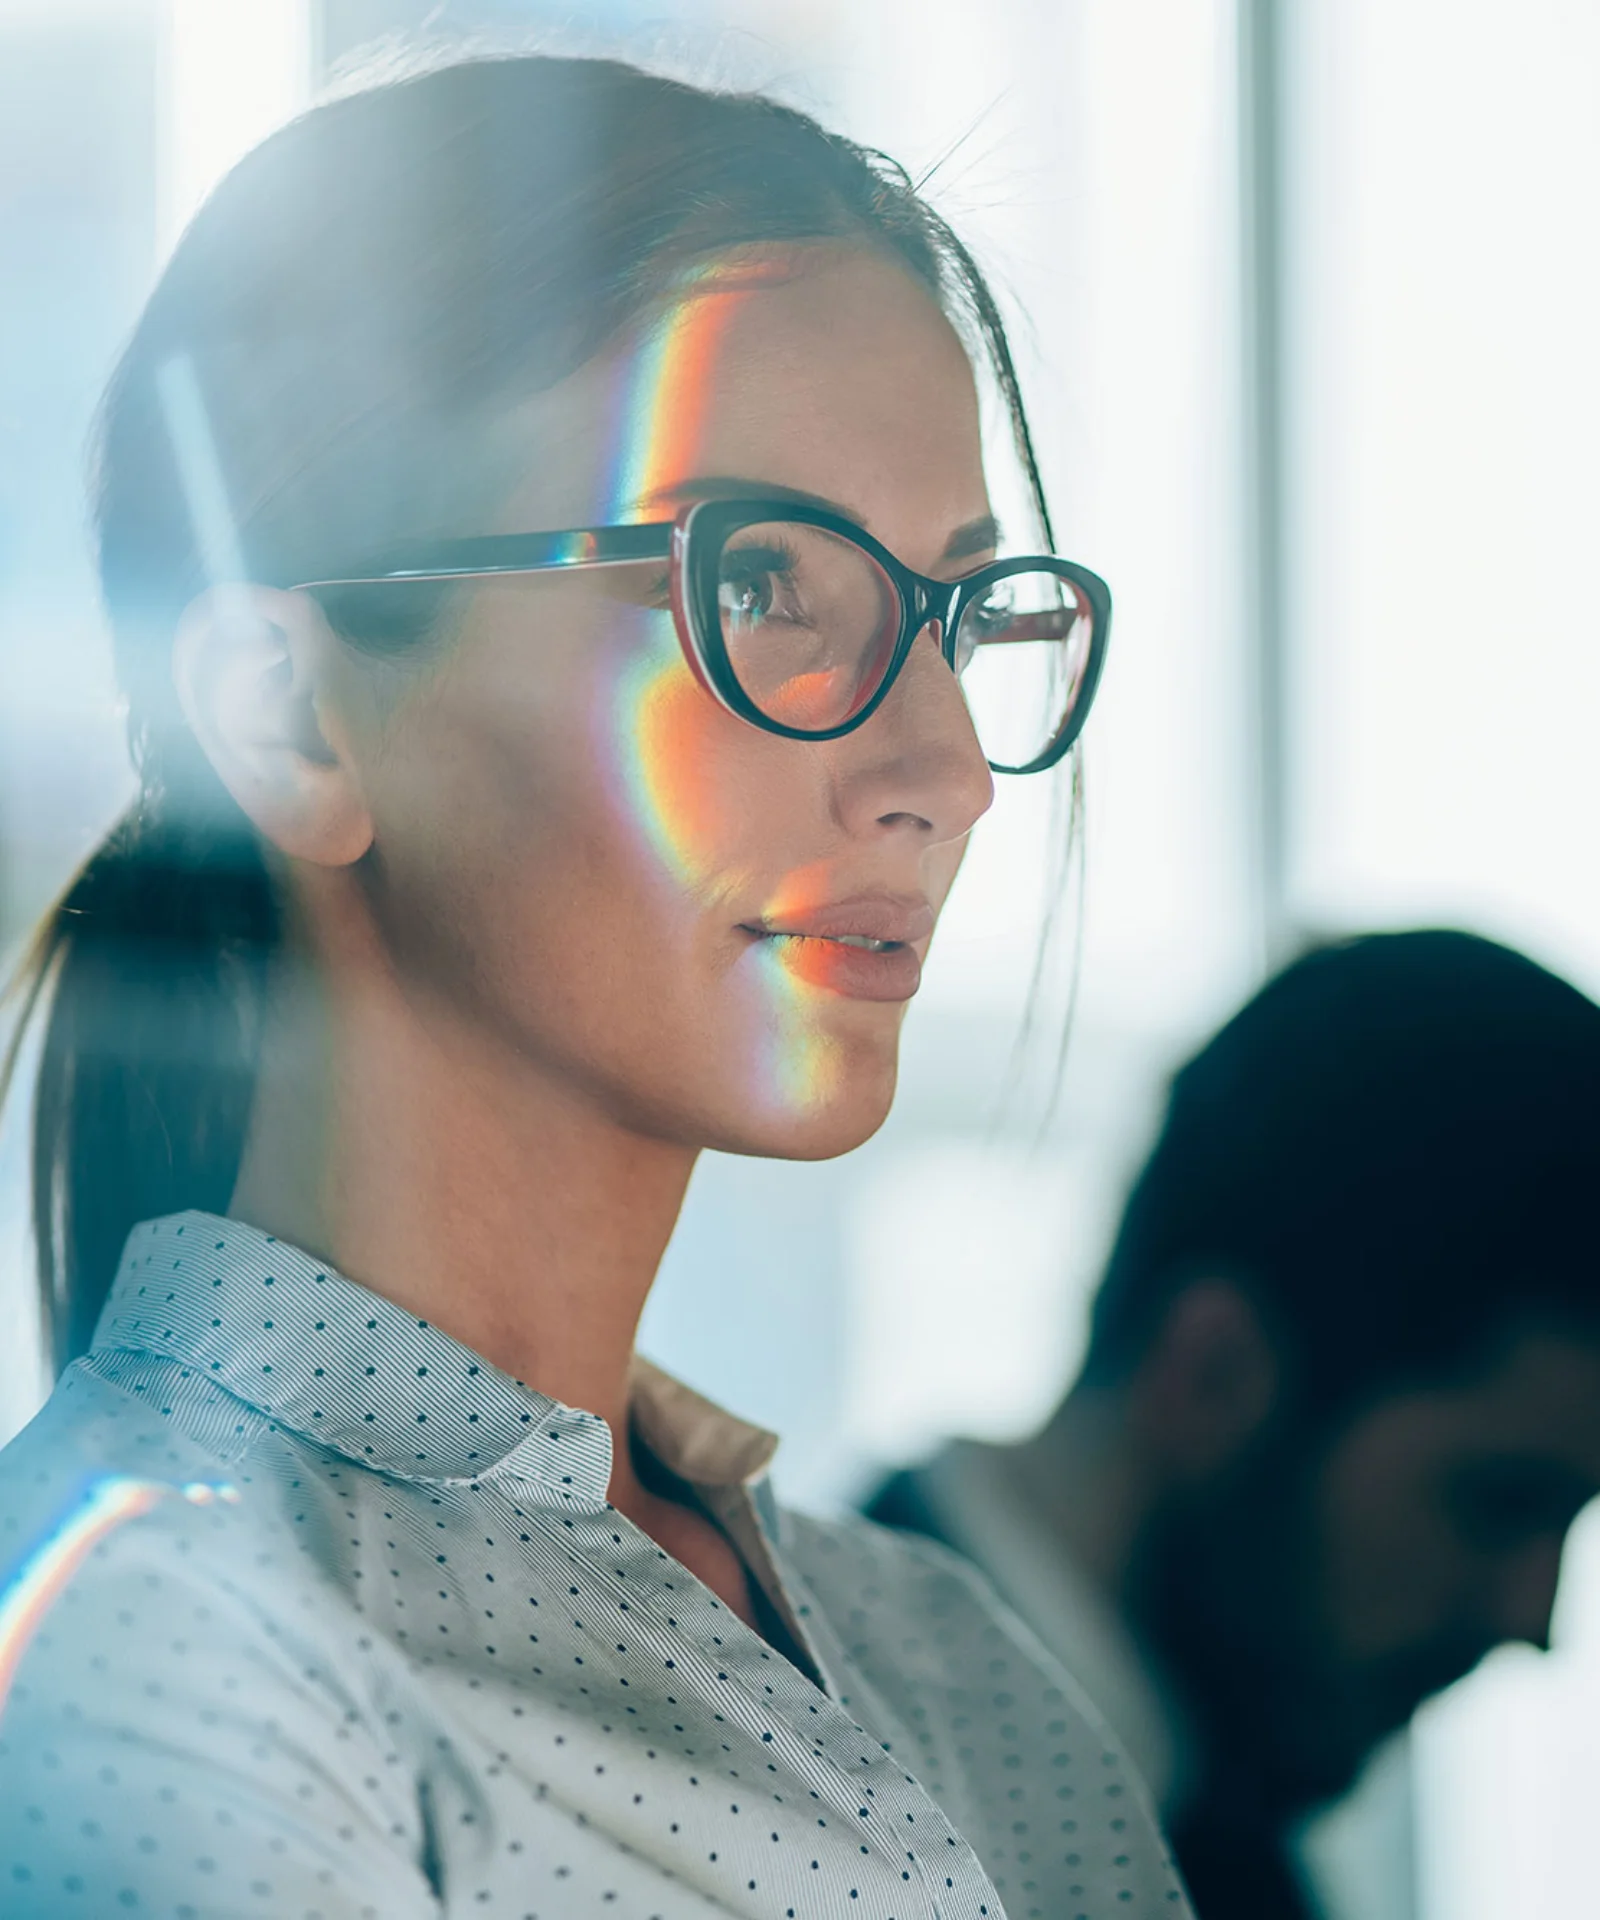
172, 583, 375, 868
1136, 1280, 1282, 1481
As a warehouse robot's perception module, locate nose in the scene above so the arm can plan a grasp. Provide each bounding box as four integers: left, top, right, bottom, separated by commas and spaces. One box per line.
829, 622, 994, 845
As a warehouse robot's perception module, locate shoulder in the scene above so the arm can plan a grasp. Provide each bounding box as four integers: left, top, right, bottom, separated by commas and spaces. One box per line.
776, 1506, 1191, 1919
859, 1462, 951, 1542
783, 1502, 1057, 1666
780, 1503, 1123, 1760
0, 1359, 423, 1729
0, 1378, 440, 1915
1, 1368, 388, 1738
0, 1354, 267, 1519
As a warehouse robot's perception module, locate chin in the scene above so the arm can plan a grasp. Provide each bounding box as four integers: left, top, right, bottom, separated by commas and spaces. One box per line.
766, 1097, 893, 1162
715, 1052, 900, 1163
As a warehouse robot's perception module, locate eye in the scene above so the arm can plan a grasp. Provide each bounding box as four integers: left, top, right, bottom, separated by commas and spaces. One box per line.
717, 541, 805, 635
1445, 1456, 1595, 1554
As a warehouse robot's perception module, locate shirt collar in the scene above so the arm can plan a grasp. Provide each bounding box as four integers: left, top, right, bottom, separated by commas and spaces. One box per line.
99, 1211, 778, 1505
628, 1355, 779, 1488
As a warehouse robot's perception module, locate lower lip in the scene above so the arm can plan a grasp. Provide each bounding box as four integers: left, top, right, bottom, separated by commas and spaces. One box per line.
756, 934, 923, 1001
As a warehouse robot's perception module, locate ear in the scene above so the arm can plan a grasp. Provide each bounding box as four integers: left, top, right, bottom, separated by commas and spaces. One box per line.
172, 584, 375, 867
1130, 1280, 1281, 1482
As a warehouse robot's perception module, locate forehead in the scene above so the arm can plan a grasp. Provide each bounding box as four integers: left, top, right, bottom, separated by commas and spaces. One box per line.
497, 244, 990, 564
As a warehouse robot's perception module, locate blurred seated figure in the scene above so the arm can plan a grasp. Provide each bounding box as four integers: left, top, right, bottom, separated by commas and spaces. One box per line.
866, 929, 1600, 1919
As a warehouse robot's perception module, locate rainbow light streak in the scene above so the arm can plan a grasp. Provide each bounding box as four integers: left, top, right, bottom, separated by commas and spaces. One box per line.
609, 635, 719, 891
605, 637, 850, 1119
546, 529, 604, 567
601, 269, 756, 891
598, 259, 848, 1118
602, 265, 752, 524
750, 936, 845, 1116
0, 1476, 241, 1719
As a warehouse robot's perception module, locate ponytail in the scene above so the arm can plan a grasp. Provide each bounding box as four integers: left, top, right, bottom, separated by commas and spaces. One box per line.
2, 801, 277, 1371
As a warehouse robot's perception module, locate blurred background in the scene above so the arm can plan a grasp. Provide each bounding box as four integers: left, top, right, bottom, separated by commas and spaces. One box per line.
2, 2, 1598, 1916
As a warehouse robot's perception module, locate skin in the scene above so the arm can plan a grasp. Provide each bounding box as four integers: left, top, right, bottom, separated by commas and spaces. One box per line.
1001, 1285, 1600, 1813
1309, 1325, 1600, 1760
172, 245, 996, 1623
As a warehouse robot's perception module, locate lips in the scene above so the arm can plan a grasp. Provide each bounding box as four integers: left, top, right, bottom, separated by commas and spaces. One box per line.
741, 894, 932, 1002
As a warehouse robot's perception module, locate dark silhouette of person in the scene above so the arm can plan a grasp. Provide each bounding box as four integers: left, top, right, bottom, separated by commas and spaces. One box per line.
866, 929, 1600, 1919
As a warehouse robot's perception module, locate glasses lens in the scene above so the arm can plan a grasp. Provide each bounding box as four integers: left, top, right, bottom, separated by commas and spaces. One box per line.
952, 567, 1096, 771
715, 521, 900, 731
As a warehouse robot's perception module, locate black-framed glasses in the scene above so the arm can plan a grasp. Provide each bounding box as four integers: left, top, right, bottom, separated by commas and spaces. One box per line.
294, 497, 1111, 775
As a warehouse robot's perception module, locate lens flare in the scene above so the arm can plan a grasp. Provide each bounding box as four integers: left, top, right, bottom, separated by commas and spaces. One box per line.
157, 353, 247, 591
0, 1475, 240, 1719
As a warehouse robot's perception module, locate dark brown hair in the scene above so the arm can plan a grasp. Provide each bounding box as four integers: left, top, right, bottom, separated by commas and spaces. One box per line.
2, 53, 1052, 1372
1082, 930, 1600, 1412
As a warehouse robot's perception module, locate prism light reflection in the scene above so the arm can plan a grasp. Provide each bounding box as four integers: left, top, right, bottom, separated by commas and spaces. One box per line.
0, 1476, 241, 1719
598, 263, 866, 1119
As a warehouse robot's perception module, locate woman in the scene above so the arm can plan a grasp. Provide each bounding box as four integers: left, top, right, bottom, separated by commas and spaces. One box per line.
0, 55, 1184, 1919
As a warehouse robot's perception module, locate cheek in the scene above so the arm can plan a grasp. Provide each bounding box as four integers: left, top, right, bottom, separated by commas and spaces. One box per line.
358, 603, 895, 1142
605, 620, 735, 895
600, 632, 865, 1118
1316, 1438, 1470, 1657
600, 613, 835, 923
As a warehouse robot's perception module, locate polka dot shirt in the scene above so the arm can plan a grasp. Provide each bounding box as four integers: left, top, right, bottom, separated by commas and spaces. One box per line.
0, 1212, 1191, 1919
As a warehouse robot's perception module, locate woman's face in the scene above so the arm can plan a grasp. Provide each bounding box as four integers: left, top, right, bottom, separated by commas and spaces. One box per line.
344, 245, 996, 1158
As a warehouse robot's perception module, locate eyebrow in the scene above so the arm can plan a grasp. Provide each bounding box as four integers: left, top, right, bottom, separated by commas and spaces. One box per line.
636, 476, 1003, 567
940, 515, 1004, 563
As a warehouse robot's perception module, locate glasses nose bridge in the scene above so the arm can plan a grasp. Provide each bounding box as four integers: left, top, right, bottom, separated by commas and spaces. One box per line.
902, 572, 961, 662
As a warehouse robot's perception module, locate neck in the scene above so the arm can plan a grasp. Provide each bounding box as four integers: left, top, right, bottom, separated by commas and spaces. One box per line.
999, 1385, 1156, 1612
230, 930, 696, 1513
